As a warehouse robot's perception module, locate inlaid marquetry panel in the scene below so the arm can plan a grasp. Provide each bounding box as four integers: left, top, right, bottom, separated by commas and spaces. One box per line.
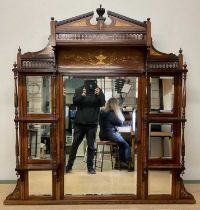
57, 46, 144, 70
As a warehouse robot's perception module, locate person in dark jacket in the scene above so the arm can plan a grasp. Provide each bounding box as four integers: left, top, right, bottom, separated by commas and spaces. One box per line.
65, 80, 105, 174
99, 97, 132, 170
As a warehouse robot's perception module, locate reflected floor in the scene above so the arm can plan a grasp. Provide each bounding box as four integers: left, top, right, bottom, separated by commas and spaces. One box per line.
64, 169, 136, 195
29, 169, 172, 196
65, 156, 137, 195
29, 156, 171, 196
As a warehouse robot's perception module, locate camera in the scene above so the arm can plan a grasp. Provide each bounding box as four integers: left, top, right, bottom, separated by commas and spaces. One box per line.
84, 80, 97, 94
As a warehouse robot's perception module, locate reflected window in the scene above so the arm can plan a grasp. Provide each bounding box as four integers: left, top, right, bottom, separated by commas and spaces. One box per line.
26, 76, 51, 114
28, 123, 52, 160
149, 123, 173, 159
150, 77, 174, 113
148, 170, 172, 195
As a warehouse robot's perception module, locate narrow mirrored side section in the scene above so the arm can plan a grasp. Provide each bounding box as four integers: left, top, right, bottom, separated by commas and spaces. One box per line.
63, 76, 138, 195
26, 76, 51, 114
150, 77, 174, 113
29, 171, 52, 196
149, 123, 173, 159
148, 170, 172, 195
28, 123, 52, 160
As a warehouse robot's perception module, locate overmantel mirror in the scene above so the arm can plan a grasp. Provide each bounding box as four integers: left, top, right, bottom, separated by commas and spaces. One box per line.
5, 6, 195, 205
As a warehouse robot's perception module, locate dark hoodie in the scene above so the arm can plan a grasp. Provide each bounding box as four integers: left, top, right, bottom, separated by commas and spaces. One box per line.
99, 109, 123, 135
73, 86, 105, 125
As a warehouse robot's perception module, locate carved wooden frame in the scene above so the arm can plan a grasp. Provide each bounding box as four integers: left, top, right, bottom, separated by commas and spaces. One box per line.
4, 6, 195, 205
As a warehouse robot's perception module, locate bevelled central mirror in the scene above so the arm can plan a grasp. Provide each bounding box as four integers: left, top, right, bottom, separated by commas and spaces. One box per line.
63, 76, 138, 195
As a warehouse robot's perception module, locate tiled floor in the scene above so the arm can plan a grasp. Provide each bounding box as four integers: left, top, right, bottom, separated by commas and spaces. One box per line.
1, 184, 200, 210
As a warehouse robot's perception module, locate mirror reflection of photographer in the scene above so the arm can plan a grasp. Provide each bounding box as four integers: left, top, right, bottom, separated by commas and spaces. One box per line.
65, 80, 105, 174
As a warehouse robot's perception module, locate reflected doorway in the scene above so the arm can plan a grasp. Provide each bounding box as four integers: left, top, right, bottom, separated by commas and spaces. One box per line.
63, 76, 138, 195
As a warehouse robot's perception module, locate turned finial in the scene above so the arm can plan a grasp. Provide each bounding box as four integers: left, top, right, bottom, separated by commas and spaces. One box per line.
179, 48, 183, 54
96, 4, 106, 21
18, 46, 21, 53
51, 17, 55, 21
183, 62, 187, 69
13, 62, 17, 68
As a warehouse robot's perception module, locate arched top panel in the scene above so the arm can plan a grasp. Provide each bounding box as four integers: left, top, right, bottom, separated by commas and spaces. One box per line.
15, 6, 185, 73
50, 6, 150, 47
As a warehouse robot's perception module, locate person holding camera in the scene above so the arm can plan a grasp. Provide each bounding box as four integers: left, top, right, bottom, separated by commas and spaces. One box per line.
65, 80, 105, 174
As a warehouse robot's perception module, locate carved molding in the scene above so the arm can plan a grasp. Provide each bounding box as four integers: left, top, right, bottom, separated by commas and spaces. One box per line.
107, 10, 146, 27
5, 178, 21, 200
56, 32, 144, 42
56, 11, 94, 26
179, 177, 195, 200
149, 45, 177, 57
150, 47, 163, 56
22, 60, 54, 69
22, 43, 54, 59
56, 10, 146, 32
148, 61, 179, 69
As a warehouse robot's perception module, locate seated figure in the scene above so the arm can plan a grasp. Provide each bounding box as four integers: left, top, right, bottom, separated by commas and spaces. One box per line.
99, 97, 133, 171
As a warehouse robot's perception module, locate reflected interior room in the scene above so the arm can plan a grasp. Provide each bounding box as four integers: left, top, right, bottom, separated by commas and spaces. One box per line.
63, 76, 138, 195
26, 76, 52, 161
26, 76, 175, 196
18, 66, 183, 199
149, 76, 174, 159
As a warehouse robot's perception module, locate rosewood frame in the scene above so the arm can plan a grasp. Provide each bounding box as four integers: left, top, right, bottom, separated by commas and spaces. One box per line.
4, 7, 195, 205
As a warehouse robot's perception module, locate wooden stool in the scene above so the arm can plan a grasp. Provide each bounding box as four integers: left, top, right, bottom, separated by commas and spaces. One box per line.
94, 140, 121, 172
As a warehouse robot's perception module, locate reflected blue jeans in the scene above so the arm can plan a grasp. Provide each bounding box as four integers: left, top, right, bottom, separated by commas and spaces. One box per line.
99, 130, 131, 162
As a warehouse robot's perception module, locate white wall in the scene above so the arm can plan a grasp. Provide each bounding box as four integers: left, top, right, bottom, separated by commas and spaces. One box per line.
0, 0, 200, 180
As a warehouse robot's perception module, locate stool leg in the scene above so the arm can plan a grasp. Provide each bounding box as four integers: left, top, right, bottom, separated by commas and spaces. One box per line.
110, 145, 113, 169
83, 146, 88, 162
97, 147, 102, 162
94, 145, 98, 169
101, 145, 105, 172
117, 146, 121, 171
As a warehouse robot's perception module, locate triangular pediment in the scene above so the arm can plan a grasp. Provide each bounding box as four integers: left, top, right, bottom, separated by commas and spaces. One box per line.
107, 11, 146, 31
56, 10, 146, 32
56, 11, 95, 30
